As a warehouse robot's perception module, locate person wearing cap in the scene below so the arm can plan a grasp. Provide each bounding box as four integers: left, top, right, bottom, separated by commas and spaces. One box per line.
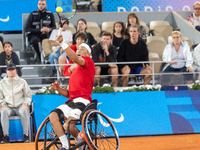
92, 31, 118, 87
0, 63, 32, 143
49, 34, 95, 150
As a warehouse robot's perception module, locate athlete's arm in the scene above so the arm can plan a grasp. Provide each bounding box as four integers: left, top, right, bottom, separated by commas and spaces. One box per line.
56, 35, 85, 66
50, 82, 69, 98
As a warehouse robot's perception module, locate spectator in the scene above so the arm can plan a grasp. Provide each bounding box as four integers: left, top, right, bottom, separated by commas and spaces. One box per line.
117, 24, 152, 87
73, 18, 97, 46
112, 21, 125, 49
61, 33, 87, 76
126, 13, 147, 41
25, 0, 56, 61
162, 31, 193, 84
0, 36, 3, 45
49, 19, 73, 76
97, 0, 102, 12
0, 41, 22, 78
92, 31, 118, 87
0, 63, 32, 143
188, 1, 200, 31
193, 43, 200, 72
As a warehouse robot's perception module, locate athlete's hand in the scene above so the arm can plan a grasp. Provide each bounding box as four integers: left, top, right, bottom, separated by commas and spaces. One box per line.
50, 81, 60, 90
56, 34, 63, 43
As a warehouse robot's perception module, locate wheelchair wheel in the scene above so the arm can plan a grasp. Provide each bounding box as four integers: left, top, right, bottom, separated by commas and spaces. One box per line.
35, 116, 61, 150
82, 110, 120, 150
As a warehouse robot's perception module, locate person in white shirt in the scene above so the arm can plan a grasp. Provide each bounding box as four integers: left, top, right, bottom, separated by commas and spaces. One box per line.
188, 1, 200, 31
49, 19, 73, 76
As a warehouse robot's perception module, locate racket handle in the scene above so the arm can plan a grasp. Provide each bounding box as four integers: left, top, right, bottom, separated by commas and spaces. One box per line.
58, 27, 62, 35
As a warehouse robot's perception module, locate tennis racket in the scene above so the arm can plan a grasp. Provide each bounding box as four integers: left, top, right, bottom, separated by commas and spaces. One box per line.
55, 0, 77, 35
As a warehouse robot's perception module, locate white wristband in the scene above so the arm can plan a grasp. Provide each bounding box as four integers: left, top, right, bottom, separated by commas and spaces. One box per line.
60, 42, 69, 49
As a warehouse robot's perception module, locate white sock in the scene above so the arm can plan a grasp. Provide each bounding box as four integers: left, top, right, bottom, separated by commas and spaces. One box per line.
75, 133, 82, 142
59, 135, 69, 149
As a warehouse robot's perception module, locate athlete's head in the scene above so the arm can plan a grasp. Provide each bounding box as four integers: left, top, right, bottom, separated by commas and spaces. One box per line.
77, 42, 92, 57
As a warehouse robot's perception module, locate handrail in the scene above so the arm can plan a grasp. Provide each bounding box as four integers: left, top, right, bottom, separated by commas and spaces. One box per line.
0, 59, 198, 88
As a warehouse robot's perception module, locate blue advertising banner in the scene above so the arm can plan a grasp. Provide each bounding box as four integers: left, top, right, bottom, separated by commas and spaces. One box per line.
31, 90, 200, 137
103, 0, 197, 12
0, 0, 56, 31
9, 90, 200, 141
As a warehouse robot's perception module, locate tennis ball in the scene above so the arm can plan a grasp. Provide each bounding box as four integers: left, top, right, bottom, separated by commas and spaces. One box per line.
56, 7, 63, 13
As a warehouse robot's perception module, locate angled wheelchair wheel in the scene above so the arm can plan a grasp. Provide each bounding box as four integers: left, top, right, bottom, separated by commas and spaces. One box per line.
82, 110, 120, 150
35, 116, 61, 150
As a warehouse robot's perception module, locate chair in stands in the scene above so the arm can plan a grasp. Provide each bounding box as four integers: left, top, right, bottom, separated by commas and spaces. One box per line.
147, 36, 165, 43
87, 22, 99, 27
147, 40, 167, 58
140, 21, 149, 34
101, 21, 115, 32
22, 28, 46, 64
149, 21, 173, 39
42, 39, 52, 60
85, 21, 101, 40
149, 57, 163, 84
149, 52, 159, 59
9, 102, 35, 142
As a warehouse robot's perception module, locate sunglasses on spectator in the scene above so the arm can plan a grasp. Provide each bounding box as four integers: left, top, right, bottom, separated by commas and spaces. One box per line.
194, 8, 200, 10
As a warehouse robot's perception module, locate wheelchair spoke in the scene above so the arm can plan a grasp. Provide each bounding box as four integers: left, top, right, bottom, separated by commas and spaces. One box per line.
82, 110, 120, 150
35, 117, 62, 150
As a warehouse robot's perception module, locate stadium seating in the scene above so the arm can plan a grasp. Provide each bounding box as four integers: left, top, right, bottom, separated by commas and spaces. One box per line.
147, 40, 167, 58
147, 36, 165, 43
149, 21, 173, 39
42, 39, 52, 57
101, 21, 115, 32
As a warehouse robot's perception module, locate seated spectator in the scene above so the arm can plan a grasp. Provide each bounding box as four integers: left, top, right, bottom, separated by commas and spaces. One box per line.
49, 19, 73, 76
188, 1, 200, 31
61, 33, 87, 76
0, 36, 3, 45
25, 0, 56, 61
112, 21, 125, 49
73, 18, 97, 46
117, 24, 152, 87
126, 13, 147, 41
0, 63, 32, 143
92, 31, 118, 87
0, 41, 22, 78
162, 31, 193, 84
193, 43, 200, 72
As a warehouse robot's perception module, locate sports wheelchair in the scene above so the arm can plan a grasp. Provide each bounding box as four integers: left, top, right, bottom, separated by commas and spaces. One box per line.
35, 100, 120, 150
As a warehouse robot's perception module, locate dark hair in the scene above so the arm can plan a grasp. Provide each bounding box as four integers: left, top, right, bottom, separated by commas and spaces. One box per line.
113, 21, 125, 38
127, 13, 140, 28
77, 18, 87, 31
3, 41, 13, 48
59, 19, 69, 25
101, 31, 113, 39
75, 32, 87, 42
128, 24, 141, 33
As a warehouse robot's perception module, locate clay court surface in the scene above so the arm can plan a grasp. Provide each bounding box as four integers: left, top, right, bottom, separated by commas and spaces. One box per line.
1, 134, 200, 150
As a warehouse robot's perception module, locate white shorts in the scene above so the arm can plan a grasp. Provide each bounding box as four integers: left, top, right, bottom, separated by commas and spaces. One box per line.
57, 97, 90, 119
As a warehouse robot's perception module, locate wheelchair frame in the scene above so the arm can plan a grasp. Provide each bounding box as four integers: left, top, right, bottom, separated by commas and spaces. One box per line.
35, 100, 120, 150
